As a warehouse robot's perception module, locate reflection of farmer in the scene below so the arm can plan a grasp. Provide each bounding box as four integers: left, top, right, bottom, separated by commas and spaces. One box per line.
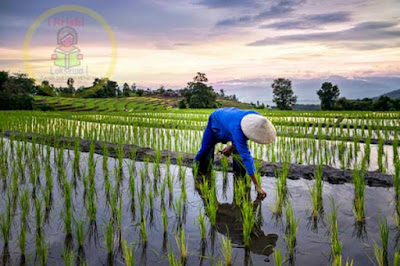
194, 107, 276, 198
51, 26, 83, 68
194, 176, 278, 257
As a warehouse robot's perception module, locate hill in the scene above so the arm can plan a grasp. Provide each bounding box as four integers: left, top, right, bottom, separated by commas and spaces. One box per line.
374, 89, 400, 100
34, 95, 252, 112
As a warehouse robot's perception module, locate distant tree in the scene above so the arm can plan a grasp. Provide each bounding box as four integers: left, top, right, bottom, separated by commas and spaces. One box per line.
136, 89, 144, 96
0, 71, 34, 110
374, 96, 393, 111
37, 80, 56, 96
317, 82, 340, 110
156, 85, 165, 94
178, 99, 187, 109
130, 83, 137, 93
181, 73, 217, 108
219, 89, 225, 97
272, 78, 297, 110
123, 82, 130, 97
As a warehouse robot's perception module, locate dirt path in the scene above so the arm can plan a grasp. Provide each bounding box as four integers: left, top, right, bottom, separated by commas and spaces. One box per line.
1, 130, 394, 187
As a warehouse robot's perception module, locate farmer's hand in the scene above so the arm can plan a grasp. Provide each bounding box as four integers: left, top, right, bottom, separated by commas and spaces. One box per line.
256, 186, 267, 199
221, 145, 235, 156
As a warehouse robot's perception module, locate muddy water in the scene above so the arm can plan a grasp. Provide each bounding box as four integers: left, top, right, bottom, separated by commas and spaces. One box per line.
0, 140, 398, 265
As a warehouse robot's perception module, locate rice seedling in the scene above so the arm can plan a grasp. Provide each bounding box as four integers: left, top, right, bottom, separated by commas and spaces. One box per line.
284, 201, 298, 257
378, 138, 385, 173
0, 203, 11, 246
175, 227, 188, 262
241, 196, 255, 247
394, 252, 399, 266
196, 209, 207, 240
310, 163, 324, 219
352, 166, 365, 223
35, 231, 48, 266
198, 176, 218, 225
373, 217, 389, 266
168, 246, 181, 266
63, 178, 73, 236
18, 220, 27, 255
274, 248, 283, 266
220, 235, 232, 266
161, 205, 168, 233
62, 247, 75, 266
140, 218, 147, 242
122, 238, 135, 266
75, 219, 86, 248
34, 197, 43, 232
103, 220, 114, 255
328, 198, 342, 265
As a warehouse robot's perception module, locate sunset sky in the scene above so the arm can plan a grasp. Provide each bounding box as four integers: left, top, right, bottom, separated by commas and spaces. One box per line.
1, 0, 400, 103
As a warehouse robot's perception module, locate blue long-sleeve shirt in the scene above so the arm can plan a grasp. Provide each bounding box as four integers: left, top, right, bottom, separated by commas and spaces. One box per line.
195, 107, 260, 175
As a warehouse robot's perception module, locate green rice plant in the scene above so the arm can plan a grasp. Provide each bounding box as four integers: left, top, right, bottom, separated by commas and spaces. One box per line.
140, 218, 147, 242
122, 238, 135, 266
137, 189, 145, 221
168, 247, 181, 266
18, 220, 27, 255
394, 252, 399, 266
19, 189, 30, 225
310, 162, 324, 219
173, 197, 183, 223
373, 217, 389, 266
274, 248, 283, 266
0, 207, 11, 246
196, 209, 207, 240
161, 205, 168, 233
36, 231, 48, 266
63, 179, 73, 236
198, 176, 218, 225
62, 247, 75, 266
34, 197, 43, 231
352, 167, 365, 223
103, 220, 114, 254
328, 198, 342, 265
75, 219, 86, 248
160, 179, 167, 206
284, 201, 298, 257
153, 149, 161, 178
86, 182, 97, 222
175, 227, 188, 261
221, 155, 229, 180
220, 235, 232, 266
378, 138, 385, 173
394, 160, 400, 199
241, 197, 255, 247
180, 167, 187, 201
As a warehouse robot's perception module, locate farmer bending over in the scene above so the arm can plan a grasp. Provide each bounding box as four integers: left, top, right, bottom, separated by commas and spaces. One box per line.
194, 107, 276, 198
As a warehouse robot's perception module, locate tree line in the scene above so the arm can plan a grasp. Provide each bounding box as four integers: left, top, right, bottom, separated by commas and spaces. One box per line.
270, 78, 400, 111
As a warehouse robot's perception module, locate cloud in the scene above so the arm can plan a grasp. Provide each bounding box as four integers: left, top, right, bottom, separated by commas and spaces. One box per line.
248, 21, 400, 48
216, 0, 304, 27
260, 11, 351, 30
195, 0, 260, 9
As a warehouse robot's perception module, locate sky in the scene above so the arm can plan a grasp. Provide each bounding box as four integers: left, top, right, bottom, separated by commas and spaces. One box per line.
1, 0, 400, 104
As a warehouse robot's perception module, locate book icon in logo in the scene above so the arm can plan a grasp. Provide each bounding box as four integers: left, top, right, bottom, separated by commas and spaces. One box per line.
51, 26, 83, 69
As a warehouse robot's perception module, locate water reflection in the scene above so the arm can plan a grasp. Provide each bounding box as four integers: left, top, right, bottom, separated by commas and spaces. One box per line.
194, 174, 278, 262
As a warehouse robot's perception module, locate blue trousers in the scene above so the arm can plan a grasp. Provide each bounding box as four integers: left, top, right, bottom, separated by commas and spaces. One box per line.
197, 146, 246, 178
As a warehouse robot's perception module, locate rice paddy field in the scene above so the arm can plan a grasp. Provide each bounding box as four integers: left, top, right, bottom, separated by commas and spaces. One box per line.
0, 109, 399, 265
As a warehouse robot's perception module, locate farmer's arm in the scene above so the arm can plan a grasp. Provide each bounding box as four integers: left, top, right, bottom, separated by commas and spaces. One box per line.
233, 134, 266, 197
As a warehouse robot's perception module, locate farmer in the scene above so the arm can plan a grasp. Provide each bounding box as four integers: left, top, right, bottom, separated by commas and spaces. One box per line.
194, 107, 276, 198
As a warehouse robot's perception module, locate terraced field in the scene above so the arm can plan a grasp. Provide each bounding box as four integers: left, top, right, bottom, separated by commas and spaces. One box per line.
34, 96, 252, 112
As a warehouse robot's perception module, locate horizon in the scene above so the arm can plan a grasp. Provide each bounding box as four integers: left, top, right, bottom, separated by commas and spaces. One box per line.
1, 0, 400, 104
